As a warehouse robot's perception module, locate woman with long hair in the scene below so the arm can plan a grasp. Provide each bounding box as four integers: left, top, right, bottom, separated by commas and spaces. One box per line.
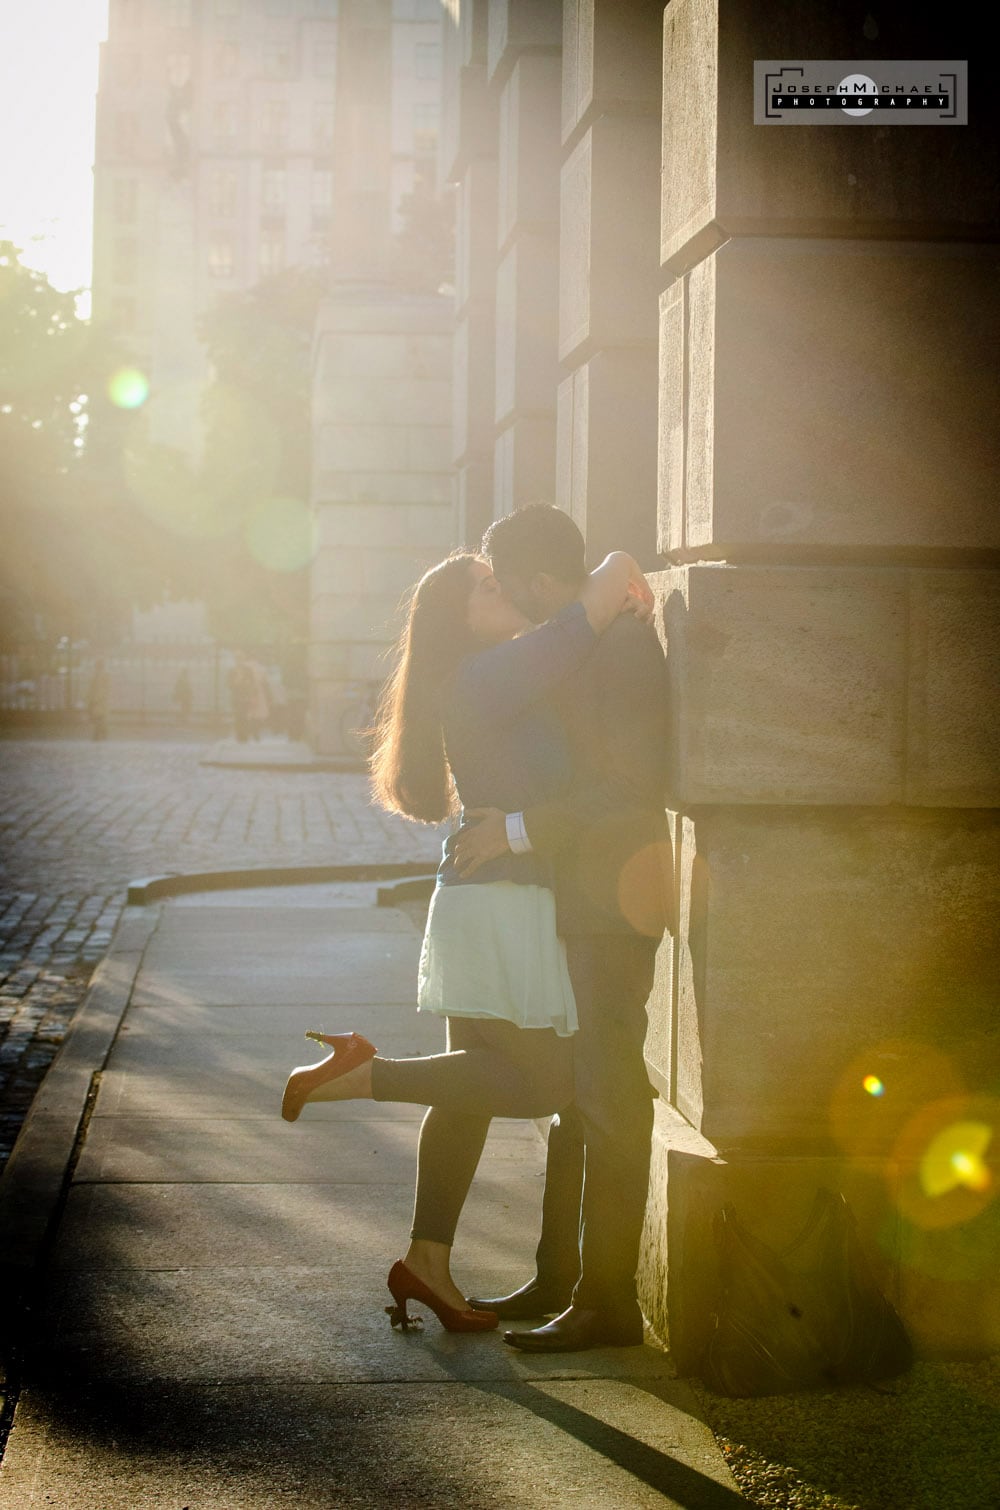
281, 548, 652, 1334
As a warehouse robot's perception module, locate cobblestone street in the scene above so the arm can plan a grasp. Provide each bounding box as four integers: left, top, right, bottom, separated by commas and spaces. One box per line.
0, 733, 442, 1169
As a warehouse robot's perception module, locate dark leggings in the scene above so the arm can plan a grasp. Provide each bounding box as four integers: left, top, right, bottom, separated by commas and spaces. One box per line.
371, 1016, 573, 1246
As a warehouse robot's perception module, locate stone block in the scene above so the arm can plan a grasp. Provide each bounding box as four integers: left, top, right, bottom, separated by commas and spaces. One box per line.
906, 571, 1000, 807
313, 476, 453, 512
494, 235, 560, 425
561, 0, 664, 144
309, 593, 406, 643
656, 282, 685, 554
403, 502, 455, 550
493, 416, 557, 515
455, 158, 498, 312
663, 807, 1000, 1152
645, 1140, 904, 1372
554, 345, 659, 565
407, 425, 452, 473
456, 458, 495, 549
317, 424, 408, 474
645, 1129, 1000, 1367
452, 302, 496, 464
659, 238, 1000, 554
657, 563, 908, 806
305, 639, 350, 683
487, 0, 562, 87
559, 115, 661, 363
661, 0, 999, 273
497, 54, 561, 251
316, 377, 451, 429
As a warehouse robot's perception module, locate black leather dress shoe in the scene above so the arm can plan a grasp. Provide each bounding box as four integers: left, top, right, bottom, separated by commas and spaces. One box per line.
503, 1304, 644, 1353
466, 1278, 571, 1320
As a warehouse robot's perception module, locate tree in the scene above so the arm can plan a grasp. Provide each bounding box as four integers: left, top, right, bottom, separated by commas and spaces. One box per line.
0, 242, 134, 645
194, 266, 327, 646
389, 179, 455, 295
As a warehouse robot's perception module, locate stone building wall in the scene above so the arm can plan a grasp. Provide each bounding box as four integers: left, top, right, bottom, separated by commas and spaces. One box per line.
443, 0, 999, 1363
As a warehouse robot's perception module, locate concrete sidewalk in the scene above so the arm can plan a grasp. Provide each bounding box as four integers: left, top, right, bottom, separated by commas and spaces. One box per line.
0, 881, 742, 1508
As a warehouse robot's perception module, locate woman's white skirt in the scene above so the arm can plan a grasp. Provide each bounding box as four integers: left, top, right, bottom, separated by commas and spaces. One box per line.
417, 881, 578, 1037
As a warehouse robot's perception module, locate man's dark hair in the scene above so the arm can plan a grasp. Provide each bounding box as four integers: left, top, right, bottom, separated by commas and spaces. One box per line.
482, 504, 586, 585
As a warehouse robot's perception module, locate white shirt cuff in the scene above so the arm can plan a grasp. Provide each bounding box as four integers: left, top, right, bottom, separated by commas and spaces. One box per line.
505, 811, 533, 854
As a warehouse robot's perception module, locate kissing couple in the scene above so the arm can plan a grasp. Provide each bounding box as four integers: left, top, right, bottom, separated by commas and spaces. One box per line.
282, 503, 672, 1353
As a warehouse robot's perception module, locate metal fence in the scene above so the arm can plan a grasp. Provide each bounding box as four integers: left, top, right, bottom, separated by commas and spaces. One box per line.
1, 642, 264, 725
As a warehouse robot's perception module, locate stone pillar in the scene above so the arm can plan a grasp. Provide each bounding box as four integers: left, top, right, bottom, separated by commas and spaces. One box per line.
489, 0, 562, 519
556, 1, 663, 564
444, 1, 499, 548
309, 294, 453, 755
308, 4, 453, 753
645, 0, 1000, 1364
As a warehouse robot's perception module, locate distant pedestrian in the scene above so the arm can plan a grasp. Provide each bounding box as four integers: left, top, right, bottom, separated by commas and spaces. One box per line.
86, 660, 110, 741
245, 657, 271, 740
173, 666, 194, 723
228, 652, 254, 742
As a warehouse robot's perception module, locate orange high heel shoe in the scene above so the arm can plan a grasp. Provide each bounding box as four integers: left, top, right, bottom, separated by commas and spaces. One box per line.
281, 1031, 377, 1122
385, 1260, 499, 1334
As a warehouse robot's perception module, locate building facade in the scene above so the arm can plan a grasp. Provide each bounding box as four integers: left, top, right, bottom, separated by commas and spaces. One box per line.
443, 0, 999, 1363
92, 0, 445, 456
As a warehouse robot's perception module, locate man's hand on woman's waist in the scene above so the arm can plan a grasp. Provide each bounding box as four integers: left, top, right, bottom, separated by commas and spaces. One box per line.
452, 808, 512, 877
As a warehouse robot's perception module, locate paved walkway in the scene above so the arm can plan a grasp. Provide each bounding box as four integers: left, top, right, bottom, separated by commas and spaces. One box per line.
0, 882, 741, 1509
0, 734, 442, 1173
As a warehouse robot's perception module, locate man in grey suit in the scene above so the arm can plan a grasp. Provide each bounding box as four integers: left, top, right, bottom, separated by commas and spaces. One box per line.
454, 505, 673, 1352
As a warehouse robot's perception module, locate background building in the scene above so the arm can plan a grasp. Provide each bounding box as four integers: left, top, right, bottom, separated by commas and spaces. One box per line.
92, 0, 445, 458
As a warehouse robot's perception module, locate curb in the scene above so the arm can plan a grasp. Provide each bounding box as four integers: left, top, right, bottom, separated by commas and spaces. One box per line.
0, 906, 157, 1308
127, 861, 438, 905
198, 756, 366, 774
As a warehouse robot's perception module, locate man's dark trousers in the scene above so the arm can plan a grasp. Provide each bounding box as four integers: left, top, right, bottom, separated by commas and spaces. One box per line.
534, 933, 658, 1312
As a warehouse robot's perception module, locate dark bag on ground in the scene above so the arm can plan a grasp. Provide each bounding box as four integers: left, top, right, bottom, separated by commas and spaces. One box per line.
701, 1187, 913, 1397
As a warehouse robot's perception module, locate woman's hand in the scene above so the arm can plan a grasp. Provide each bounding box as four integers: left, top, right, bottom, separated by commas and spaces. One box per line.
452, 808, 509, 878
623, 559, 655, 624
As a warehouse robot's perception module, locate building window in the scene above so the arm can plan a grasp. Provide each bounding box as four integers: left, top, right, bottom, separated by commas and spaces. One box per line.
113, 237, 139, 284
414, 43, 441, 80
114, 111, 139, 155
212, 100, 237, 141
166, 0, 192, 24
262, 43, 295, 79
262, 167, 287, 214
214, 41, 239, 78
208, 240, 236, 278
258, 231, 284, 276
261, 100, 288, 149
113, 178, 139, 223
314, 42, 336, 77
311, 168, 333, 223
209, 168, 238, 218
312, 103, 334, 151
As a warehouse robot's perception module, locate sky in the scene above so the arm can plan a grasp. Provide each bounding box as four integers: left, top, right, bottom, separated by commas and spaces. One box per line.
0, 0, 110, 308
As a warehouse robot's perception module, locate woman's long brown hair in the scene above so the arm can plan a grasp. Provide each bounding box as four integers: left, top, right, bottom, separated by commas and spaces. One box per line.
369, 553, 480, 823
